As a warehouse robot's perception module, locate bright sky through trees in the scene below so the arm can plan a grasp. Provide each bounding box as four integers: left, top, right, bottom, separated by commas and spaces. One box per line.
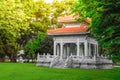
44, 0, 53, 3
34, 0, 53, 3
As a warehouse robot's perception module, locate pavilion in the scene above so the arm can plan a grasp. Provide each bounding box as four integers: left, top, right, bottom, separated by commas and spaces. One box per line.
36, 15, 113, 69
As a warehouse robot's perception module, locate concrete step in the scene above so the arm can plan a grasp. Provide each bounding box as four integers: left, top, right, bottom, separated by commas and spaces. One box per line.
52, 60, 65, 68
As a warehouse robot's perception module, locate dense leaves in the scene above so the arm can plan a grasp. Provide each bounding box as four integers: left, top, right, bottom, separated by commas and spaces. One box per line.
0, 0, 29, 61
0, 0, 76, 61
25, 32, 53, 59
25, 32, 46, 58
73, 0, 120, 61
73, 0, 120, 45
73, 0, 120, 46
0, 0, 51, 61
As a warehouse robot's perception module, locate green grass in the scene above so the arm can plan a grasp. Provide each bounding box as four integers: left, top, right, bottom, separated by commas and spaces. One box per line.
0, 63, 120, 80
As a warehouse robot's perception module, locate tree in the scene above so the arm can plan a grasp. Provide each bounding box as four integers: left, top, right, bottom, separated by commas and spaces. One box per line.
0, 0, 77, 62
17, 0, 51, 45
0, 0, 51, 62
24, 32, 53, 61
73, 0, 120, 57
0, 0, 29, 61
37, 35, 53, 55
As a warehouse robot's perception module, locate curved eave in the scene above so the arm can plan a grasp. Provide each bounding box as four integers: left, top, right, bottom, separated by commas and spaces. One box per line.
57, 20, 77, 23
48, 32, 90, 36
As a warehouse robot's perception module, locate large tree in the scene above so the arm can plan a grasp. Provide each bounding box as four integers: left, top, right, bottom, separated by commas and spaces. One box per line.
17, 0, 51, 46
24, 32, 53, 61
23, 0, 76, 59
0, 0, 29, 61
73, 0, 120, 57
0, 0, 51, 61
0, 0, 77, 61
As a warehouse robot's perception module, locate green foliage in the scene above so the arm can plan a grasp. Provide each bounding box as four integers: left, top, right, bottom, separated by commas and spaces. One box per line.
0, 0, 29, 59
37, 36, 53, 54
0, 0, 51, 60
25, 32, 46, 57
109, 54, 120, 63
29, 22, 46, 32
25, 32, 53, 58
73, 0, 120, 56
0, 0, 76, 60
73, 0, 120, 46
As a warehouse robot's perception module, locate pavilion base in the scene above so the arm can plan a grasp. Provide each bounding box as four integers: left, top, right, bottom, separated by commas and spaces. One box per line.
72, 63, 113, 69
36, 55, 113, 69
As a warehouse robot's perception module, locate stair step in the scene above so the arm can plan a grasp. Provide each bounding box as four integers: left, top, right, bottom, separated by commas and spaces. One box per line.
52, 60, 65, 68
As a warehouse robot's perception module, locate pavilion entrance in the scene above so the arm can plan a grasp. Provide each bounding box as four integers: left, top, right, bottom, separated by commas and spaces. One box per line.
63, 43, 77, 59
55, 41, 91, 59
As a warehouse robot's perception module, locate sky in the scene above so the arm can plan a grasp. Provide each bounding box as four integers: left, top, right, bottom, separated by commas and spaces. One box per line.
34, 0, 53, 3
44, 0, 53, 3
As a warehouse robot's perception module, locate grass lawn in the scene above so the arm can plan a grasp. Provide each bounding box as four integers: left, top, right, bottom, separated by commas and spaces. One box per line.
0, 63, 120, 80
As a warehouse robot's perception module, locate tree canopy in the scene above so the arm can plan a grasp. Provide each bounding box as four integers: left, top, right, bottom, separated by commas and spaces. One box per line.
73, 0, 120, 47
0, 0, 51, 61
0, 0, 75, 61
0, 0, 29, 61
73, 0, 120, 60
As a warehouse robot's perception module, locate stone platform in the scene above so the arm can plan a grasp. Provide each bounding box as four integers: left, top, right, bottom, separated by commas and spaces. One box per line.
36, 54, 113, 69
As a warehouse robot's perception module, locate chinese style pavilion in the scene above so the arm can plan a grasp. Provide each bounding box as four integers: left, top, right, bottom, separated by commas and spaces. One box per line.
36, 15, 112, 69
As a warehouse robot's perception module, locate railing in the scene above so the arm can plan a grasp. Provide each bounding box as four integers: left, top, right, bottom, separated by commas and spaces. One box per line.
64, 55, 73, 68
50, 56, 60, 67
37, 53, 54, 63
96, 56, 113, 64
37, 53, 113, 68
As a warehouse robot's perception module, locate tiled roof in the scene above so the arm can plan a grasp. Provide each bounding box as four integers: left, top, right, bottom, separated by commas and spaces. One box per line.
47, 15, 89, 35
47, 26, 87, 34
57, 15, 91, 23
57, 15, 78, 22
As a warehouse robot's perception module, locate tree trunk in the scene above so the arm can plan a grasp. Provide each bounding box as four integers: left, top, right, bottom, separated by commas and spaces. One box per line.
0, 58, 5, 62
10, 53, 16, 62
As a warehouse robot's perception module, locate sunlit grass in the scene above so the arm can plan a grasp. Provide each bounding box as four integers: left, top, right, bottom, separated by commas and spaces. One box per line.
0, 63, 120, 80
